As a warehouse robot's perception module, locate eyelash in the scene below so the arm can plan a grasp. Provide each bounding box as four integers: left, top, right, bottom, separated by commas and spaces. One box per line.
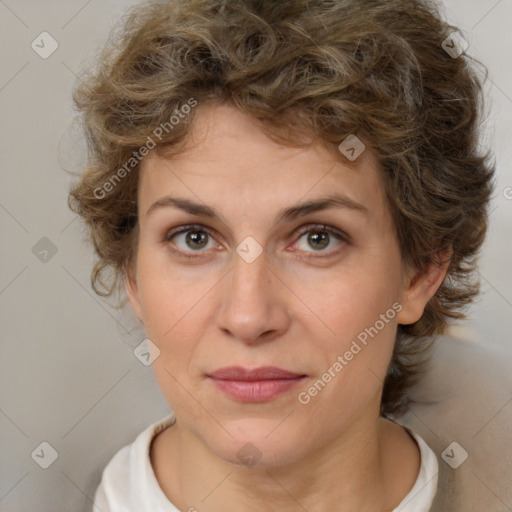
164, 223, 350, 260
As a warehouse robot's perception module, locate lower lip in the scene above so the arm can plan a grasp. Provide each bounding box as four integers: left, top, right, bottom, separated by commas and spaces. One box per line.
209, 377, 306, 402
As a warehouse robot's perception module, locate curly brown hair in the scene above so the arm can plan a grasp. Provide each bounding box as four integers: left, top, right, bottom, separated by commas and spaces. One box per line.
68, 0, 495, 417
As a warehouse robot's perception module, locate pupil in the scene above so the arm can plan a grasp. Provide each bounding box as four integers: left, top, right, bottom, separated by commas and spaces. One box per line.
187, 231, 207, 249
309, 231, 329, 250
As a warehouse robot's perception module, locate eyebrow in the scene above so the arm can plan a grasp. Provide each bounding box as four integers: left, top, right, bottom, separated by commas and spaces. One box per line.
146, 193, 368, 225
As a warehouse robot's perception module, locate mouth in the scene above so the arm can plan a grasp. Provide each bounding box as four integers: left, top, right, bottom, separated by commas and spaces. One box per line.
207, 366, 307, 402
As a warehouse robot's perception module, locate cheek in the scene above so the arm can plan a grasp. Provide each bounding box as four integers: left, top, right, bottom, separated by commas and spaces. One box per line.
298, 288, 398, 429
309, 258, 400, 344
301, 262, 401, 404
139, 274, 199, 350
135, 248, 221, 378
136, 262, 207, 414
136, 244, 196, 332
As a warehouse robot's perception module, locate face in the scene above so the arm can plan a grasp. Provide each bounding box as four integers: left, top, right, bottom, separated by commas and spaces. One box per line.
127, 103, 436, 467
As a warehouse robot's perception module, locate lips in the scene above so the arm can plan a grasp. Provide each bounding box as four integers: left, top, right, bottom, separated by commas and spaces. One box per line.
208, 366, 305, 381
207, 366, 307, 402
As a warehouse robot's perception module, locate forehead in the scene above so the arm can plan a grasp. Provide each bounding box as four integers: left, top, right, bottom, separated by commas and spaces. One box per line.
138, 103, 389, 223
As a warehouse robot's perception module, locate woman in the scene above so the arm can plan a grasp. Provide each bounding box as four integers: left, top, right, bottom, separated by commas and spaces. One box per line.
69, 0, 494, 510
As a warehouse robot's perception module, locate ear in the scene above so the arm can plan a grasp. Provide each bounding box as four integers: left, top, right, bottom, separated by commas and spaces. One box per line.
125, 263, 143, 323
397, 246, 452, 325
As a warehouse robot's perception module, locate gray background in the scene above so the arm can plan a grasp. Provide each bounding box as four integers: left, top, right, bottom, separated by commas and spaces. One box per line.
0, 1, 511, 511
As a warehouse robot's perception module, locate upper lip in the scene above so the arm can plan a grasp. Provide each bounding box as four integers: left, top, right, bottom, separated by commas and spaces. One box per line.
208, 366, 305, 381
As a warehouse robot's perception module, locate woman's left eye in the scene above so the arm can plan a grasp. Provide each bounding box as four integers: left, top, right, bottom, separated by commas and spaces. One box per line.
293, 224, 348, 255
164, 223, 349, 258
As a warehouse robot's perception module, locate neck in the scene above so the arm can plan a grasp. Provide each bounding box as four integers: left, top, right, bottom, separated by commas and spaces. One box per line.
151, 406, 420, 512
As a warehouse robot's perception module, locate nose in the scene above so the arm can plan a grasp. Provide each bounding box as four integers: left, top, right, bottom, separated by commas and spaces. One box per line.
215, 246, 291, 345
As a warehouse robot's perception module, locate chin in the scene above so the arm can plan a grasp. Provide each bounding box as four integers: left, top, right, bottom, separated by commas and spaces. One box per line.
201, 419, 306, 468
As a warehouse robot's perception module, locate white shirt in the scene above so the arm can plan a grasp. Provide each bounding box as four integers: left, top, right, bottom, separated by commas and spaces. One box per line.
92, 413, 439, 512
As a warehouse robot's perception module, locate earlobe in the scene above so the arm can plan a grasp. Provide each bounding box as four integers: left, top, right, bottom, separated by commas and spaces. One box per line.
397, 246, 452, 326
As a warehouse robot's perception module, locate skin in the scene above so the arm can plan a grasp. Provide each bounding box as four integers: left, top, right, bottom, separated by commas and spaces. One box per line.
126, 102, 450, 511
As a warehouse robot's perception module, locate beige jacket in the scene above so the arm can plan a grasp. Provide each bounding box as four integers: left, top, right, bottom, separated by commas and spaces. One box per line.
394, 335, 512, 511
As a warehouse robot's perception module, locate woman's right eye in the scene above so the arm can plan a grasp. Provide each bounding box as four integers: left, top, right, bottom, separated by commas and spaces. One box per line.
165, 225, 217, 258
